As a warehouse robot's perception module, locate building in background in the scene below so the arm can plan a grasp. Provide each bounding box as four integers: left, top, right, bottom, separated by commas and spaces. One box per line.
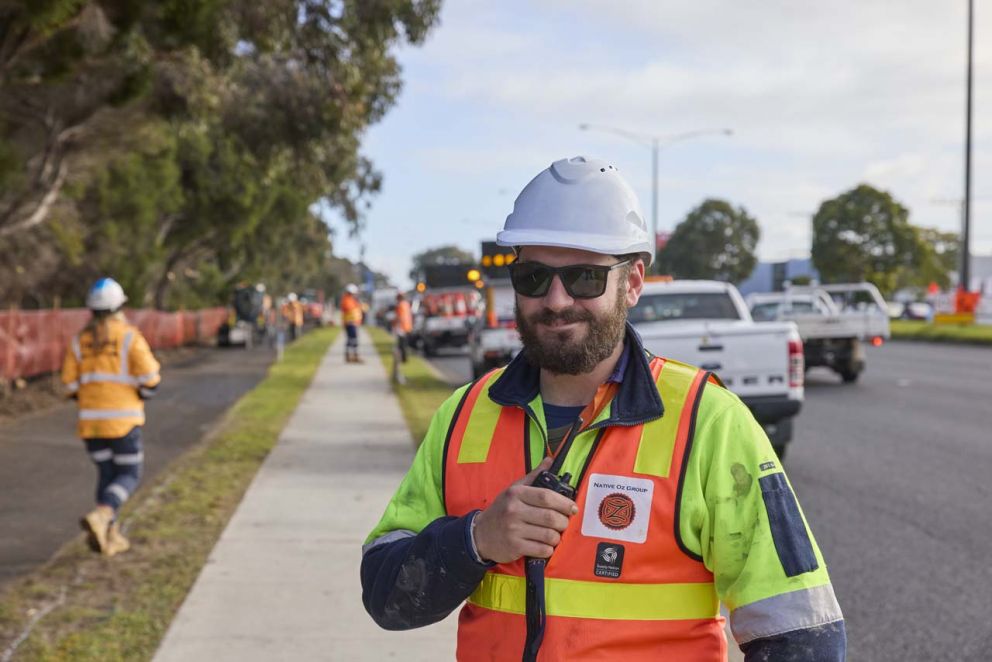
737, 258, 819, 296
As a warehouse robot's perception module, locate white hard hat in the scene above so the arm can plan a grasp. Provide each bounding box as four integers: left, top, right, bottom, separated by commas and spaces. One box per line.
86, 277, 127, 311
287, 292, 298, 302
345, 283, 359, 294
497, 156, 652, 265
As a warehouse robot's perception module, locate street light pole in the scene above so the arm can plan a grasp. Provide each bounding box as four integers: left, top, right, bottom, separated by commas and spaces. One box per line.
578, 124, 732, 270
651, 138, 659, 248
961, 0, 974, 294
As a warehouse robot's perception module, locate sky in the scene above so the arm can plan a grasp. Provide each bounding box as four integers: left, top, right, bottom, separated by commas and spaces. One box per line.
322, 0, 992, 289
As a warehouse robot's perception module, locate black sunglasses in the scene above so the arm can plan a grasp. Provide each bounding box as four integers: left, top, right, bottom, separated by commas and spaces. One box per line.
507, 259, 631, 299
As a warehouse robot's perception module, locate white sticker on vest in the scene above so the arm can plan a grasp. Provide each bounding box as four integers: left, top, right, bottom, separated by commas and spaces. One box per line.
581, 473, 654, 544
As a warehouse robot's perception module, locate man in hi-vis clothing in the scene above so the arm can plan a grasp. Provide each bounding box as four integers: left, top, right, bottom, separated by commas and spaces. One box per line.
361, 157, 845, 660
62, 277, 161, 557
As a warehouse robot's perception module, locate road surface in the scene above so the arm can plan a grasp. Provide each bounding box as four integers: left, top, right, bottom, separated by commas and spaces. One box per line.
0, 345, 276, 587
426, 341, 992, 661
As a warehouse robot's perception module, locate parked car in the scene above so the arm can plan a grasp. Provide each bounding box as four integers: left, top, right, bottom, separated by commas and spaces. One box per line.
630, 279, 804, 458
747, 283, 889, 383
903, 301, 934, 321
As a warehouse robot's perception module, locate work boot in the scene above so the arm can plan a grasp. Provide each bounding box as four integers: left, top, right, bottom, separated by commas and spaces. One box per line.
80, 505, 113, 554
104, 522, 130, 557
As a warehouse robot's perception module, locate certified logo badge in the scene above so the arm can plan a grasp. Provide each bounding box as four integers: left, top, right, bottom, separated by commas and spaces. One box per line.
594, 542, 625, 578
598, 492, 635, 530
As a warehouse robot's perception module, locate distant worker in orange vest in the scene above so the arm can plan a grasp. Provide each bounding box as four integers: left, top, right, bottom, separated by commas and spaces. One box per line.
361, 157, 845, 660
392, 292, 414, 363
281, 293, 303, 341
61, 277, 161, 557
340, 284, 364, 363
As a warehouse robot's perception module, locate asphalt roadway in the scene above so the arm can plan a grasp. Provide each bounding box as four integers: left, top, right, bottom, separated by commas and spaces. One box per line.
427, 341, 992, 662
0, 344, 276, 588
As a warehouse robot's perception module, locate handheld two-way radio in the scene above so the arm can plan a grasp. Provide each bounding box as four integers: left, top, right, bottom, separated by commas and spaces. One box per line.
523, 417, 583, 662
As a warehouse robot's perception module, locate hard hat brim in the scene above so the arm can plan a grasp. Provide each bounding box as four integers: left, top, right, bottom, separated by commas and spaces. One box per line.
496, 229, 653, 266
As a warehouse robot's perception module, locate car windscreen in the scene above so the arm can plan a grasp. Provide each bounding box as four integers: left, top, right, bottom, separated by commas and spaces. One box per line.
629, 292, 741, 323
750, 299, 817, 321
750, 302, 780, 321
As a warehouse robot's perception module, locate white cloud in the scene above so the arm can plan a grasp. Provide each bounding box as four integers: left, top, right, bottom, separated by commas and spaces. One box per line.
353, 0, 992, 288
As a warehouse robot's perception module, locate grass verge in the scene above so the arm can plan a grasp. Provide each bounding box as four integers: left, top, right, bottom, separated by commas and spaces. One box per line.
890, 319, 992, 345
0, 327, 338, 661
366, 327, 460, 445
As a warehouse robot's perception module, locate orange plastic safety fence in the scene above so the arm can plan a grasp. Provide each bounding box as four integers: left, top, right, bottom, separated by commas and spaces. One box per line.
0, 308, 227, 381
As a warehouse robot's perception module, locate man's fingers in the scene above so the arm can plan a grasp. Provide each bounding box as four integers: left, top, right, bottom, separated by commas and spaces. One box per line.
516, 523, 562, 547
519, 540, 556, 559
517, 485, 578, 516
516, 503, 571, 531
513, 457, 553, 486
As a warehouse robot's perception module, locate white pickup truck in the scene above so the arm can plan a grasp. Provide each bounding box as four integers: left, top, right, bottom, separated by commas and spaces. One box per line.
468, 280, 522, 379
629, 279, 804, 458
747, 283, 889, 383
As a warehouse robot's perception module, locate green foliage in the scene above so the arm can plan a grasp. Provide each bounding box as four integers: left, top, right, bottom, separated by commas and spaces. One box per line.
656, 198, 760, 284
409, 244, 476, 281
0, 0, 443, 308
908, 226, 958, 291
811, 184, 955, 297
76, 130, 183, 304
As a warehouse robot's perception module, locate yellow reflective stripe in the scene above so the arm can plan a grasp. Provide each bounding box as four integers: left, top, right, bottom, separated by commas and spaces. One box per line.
457, 370, 504, 464
79, 409, 144, 420
468, 573, 718, 621
634, 360, 697, 478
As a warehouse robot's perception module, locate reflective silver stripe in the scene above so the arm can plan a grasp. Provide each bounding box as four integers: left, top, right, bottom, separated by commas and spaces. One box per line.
79, 409, 144, 420
135, 371, 159, 385
80, 372, 138, 386
89, 449, 113, 462
362, 529, 416, 555
120, 331, 134, 376
730, 583, 843, 645
106, 484, 130, 504
65, 381, 80, 393
113, 453, 144, 465
71, 336, 81, 362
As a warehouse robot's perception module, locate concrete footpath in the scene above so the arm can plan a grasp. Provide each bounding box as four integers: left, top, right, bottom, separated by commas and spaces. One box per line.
154, 329, 456, 661
154, 328, 744, 661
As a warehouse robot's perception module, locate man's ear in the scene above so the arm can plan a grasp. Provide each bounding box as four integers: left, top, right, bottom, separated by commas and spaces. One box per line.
625, 259, 645, 307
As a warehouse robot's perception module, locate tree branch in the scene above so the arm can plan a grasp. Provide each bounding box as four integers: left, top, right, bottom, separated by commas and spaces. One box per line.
0, 157, 68, 238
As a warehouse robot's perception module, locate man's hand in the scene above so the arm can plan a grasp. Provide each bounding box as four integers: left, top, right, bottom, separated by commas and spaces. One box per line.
473, 458, 578, 564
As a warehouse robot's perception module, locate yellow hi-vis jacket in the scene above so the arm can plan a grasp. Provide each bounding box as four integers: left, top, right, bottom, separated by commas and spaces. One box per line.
61, 316, 161, 439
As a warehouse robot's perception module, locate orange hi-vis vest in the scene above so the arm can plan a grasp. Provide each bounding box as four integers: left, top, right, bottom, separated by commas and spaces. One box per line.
395, 300, 413, 334
61, 317, 161, 439
443, 356, 726, 661
341, 293, 363, 325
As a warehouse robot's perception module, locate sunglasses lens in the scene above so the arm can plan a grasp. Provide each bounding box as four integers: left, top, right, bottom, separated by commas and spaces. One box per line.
561, 266, 609, 298
509, 263, 553, 297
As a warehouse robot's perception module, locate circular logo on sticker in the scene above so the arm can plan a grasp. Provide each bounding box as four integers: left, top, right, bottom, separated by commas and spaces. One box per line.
598, 493, 635, 530
600, 546, 618, 563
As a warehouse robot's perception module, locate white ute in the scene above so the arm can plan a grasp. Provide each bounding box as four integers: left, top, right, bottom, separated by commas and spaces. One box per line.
469, 280, 522, 379
747, 283, 890, 383
630, 279, 804, 458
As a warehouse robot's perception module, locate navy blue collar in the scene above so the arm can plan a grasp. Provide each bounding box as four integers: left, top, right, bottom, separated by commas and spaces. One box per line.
488, 322, 664, 427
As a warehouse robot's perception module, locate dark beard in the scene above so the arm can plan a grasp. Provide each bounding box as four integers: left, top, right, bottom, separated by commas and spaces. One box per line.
515, 280, 629, 376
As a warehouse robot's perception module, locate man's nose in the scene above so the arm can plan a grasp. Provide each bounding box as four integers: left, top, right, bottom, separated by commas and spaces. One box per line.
542, 274, 574, 311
